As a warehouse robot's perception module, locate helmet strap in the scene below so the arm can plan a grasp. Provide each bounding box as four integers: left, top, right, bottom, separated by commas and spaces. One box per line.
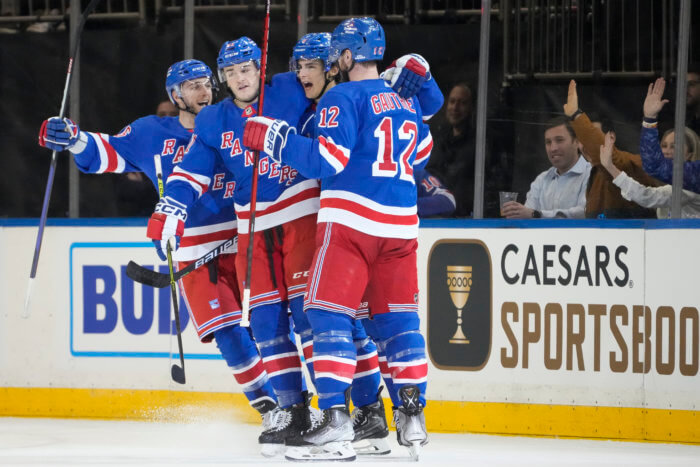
311, 76, 333, 101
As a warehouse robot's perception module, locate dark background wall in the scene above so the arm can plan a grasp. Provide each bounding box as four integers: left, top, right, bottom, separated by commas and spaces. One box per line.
0, 12, 695, 217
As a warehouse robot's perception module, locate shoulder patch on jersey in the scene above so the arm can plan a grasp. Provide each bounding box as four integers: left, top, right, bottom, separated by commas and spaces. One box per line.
115, 125, 131, 138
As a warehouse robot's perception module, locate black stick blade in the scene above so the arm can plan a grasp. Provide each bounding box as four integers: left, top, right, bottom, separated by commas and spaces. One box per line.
126, 261, 171, 288
171, 364, 186, 384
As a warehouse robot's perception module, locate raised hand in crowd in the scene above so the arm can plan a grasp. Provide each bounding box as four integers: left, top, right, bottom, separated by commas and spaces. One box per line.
643, 77, 670, 120
599, 131, 621, 178
563, 79, 579, 118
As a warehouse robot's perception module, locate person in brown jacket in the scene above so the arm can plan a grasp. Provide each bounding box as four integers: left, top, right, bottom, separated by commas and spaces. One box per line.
563, 80, 661, 218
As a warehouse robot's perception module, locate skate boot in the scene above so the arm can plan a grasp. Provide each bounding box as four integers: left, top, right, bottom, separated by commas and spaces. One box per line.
285, 392, 356, 462
258, 400, 310, 457
351, 387, 390, 455
394, 384, 428, 461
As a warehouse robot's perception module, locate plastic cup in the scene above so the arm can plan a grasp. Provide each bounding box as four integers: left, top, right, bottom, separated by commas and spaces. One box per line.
499, 191, 518, 216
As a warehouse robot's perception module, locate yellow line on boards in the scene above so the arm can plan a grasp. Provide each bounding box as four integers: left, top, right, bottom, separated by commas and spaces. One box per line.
1, 388, 697, 444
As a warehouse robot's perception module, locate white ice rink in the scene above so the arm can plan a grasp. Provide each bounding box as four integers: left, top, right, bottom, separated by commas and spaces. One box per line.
0, 417, 698, 466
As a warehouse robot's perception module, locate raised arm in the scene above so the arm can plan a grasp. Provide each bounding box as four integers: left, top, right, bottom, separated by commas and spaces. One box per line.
38, 117, 142, 174
244, 90, 358, 180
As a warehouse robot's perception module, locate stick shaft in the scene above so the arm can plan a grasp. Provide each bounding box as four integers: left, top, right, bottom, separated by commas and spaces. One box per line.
241, 0, 272, 327
25, 0, 103, 316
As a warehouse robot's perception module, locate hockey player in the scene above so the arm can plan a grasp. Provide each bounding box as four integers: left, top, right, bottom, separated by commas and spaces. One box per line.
244, 18, 436, 461
145, 39, 320, 454
37, 59, 281, 454
290, 32, 389, 456
290, 32, 442, 456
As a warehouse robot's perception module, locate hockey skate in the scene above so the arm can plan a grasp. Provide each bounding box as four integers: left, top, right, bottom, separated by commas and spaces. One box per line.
351, 387, 390, 455
394, 384, 428, 461
285, 407, 356, 462
258, 401, 310, 458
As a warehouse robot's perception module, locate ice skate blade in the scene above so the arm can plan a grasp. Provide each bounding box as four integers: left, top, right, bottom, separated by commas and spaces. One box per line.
285, 441, 356, 462
353, 437, 391, 455
260, 442, 284, 458
408, 441, 421, 462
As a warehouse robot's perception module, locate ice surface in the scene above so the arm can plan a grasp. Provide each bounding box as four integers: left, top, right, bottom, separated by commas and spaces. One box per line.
0, 417, 698, 466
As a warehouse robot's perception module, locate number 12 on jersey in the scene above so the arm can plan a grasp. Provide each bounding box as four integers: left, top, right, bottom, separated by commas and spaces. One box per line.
372, 117, 417, 182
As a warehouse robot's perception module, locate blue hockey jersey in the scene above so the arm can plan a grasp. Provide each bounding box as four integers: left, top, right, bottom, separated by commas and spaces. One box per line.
71, 115, 237, 260
282, 79, 434, 239
165, 72, 318, 234
299, 75, 444, 137
415, 168, 456, 217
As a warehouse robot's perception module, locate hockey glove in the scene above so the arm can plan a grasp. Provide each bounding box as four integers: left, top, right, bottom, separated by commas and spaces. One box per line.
243, 116, 296, 164
381, 53, 431, 99
147, 196, 187, 261
38, 116, 84, 152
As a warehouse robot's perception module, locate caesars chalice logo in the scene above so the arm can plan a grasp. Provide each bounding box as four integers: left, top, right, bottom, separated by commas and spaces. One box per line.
447, 265, 472, 344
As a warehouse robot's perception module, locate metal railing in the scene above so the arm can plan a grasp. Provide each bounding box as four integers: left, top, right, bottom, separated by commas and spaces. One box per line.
155, 0, 290, 16
307, 0, 499, 23
502, 0, 682, 82
0, 0, 146, 24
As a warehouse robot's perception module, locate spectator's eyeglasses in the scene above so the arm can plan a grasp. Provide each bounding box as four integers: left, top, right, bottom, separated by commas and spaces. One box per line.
688, 79, 700, 87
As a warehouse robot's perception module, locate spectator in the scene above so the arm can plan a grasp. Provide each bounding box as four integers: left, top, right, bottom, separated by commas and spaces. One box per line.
600, 130, 700, 218
686, 63, 700, 134
640, 77, 700, 194
156, 100, 179, 117
426, 82, 476, 217
415, 168, 456, 217
502, 117, 591, 219
564, 80, 662, 218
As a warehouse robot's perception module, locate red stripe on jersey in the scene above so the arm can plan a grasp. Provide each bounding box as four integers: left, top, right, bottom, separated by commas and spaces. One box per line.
237, 186, 320, 220
378, 359, 390, 374
302, 344, 313, 360
320, 198, 417, 225
414, 137, 433, 165
232, 358, 266, 386
391, 361, 428, 381
98, 134, 119, 173
168, 171, 209, 194
319, 135, 350, 167
355, 353, 379, 374
313, 358, 356, 380
262, 354, 301, 374
179, 228, 237, 248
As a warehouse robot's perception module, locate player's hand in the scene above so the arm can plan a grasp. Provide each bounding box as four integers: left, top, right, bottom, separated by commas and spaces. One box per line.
382, 53, 430, 99
38, 116, 82, 152
243, 116, 296, 164
563, 80, 579, 117
147, 196, 187, 261
643, 77, 669, 119
502, 201, 534, 219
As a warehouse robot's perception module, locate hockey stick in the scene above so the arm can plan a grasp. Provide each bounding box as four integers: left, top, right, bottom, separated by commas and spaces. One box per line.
154, 155, 186, 384
240, 0, 272, 327
126, 236, 236, 288
23, 0, 104, 318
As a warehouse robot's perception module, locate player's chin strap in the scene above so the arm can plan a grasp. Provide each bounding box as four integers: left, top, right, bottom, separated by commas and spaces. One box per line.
338, 59, 356, 83
175, 94, 202, 117
311, 75, 334, 101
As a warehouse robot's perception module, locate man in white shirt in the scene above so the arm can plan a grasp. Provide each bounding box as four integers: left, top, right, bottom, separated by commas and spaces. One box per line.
503, 116, 591, 219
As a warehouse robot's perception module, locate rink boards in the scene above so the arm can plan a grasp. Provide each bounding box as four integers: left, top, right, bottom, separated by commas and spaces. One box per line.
0, 218, 698, 443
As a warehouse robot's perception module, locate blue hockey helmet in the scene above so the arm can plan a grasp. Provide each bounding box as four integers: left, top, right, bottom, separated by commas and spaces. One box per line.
165, 59, 217, 105
291, 33, 333, 72
328, 17, 385, 64
217, 36, 261, 81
